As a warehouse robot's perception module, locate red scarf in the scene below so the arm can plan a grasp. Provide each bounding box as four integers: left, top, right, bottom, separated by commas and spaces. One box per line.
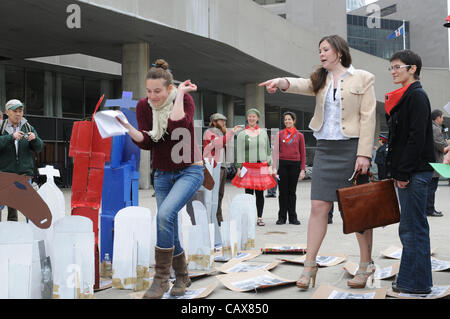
283, 127, 297, 143
385, 83, 413, 115
246, 125, 259, 130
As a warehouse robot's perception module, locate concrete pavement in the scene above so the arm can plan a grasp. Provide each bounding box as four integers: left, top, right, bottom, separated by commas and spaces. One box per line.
5, 180, 449, 299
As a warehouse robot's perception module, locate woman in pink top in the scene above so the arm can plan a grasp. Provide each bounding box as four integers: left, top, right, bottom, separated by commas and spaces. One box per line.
273, 111, 306, 225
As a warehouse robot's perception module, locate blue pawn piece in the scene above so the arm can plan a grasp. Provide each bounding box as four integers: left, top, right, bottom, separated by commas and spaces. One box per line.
101, 92, 141, 263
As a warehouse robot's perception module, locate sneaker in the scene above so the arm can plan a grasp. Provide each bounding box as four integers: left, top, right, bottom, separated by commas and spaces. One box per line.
289, 220, 301, 225
276, 219, 286, 225
265, 194, 276, 198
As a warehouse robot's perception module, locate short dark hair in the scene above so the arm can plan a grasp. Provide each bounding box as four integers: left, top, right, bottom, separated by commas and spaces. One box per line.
283, 111, 297, 122
431, 109, 443, 121
390, 50, 422, 80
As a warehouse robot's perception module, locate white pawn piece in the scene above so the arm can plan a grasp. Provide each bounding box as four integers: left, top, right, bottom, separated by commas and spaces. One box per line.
230, 194, 257, 251
31, 165, 66, 272
203, 159, 222, 247
112, 207, 153, 291
52, 216, 95, 299
186, 201, 215, 271
0, 222, 34, 299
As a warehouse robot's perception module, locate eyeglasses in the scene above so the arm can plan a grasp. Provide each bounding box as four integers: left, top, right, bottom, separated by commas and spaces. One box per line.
388, 65, 411, 71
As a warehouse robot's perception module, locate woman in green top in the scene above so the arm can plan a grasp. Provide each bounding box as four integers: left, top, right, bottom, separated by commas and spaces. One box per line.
232, 108, 276, 226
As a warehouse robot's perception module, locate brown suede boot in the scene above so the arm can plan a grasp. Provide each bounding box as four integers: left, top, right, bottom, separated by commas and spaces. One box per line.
143, 246, 174, 299
170, 251, 191, 296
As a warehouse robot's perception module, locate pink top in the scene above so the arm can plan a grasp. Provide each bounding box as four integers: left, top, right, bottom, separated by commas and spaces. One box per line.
272, 129, 306, 171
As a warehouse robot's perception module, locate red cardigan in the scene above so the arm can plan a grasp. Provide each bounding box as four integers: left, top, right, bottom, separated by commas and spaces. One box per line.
133, 93, 202, 171
272, 129, 306, 171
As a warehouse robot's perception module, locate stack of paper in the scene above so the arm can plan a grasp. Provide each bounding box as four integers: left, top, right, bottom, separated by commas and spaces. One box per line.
94, 110, 129, 138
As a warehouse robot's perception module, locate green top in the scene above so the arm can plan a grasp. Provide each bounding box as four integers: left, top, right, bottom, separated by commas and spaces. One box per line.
0, 119, 44, 177
236, 129, 272, 168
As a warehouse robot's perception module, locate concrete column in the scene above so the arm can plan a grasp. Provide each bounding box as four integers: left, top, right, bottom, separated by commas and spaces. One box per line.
224, 94, 234, 127
122, 43, 151, 190
245, 83, 265, 127
216, 94, 224, 115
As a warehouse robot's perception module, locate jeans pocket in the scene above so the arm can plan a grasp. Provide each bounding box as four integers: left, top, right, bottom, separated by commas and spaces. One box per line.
154, 169, 163, 178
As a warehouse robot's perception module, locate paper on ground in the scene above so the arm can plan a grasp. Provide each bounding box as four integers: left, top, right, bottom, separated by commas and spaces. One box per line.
214, 250, 261, 263
429, 163, 450, 179
216, 259, 280, 274
216, 269, 295, 292
130, 282, 217, 299
431, 257, 450, 272
280, 254, 347, 267
94, 110, 129, 138
311, 284, 387, 299
381, 246, 436, 259
343, 261, 400, 279
387, 286, 450, 299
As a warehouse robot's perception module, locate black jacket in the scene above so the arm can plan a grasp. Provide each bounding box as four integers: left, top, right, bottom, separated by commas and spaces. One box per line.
385, 81, 435, 182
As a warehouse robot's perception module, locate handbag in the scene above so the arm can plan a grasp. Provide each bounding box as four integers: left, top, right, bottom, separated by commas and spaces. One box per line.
336, 171, 400, 234
202, 162, 215, 190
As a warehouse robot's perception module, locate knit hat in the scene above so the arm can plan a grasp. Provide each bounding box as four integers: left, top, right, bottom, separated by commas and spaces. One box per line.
5, 99, 24, 111
246, 108, 261, 118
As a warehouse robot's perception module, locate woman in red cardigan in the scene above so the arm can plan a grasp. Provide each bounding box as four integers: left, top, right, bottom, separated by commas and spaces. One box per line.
273, 111, 306, 225
116, 59, 203, 299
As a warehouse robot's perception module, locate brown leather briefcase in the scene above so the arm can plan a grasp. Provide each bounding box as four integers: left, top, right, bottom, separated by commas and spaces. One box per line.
336, 172, 400, 234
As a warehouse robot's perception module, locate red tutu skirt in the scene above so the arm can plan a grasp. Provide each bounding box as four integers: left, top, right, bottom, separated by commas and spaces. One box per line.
232, 162, 277, 191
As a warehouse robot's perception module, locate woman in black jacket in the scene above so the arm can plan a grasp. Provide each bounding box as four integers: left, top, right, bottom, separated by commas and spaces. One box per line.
385, 50, 435, 295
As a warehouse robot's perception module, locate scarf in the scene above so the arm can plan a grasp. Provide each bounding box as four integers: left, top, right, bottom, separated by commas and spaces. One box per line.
283, 127, 297, 143
147, 87, 178, 142
245, 125, 259, 130
385, 83, 413, 115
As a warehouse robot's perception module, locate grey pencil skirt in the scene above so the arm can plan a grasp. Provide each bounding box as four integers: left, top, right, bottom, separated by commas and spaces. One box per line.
311, 138, 368, 202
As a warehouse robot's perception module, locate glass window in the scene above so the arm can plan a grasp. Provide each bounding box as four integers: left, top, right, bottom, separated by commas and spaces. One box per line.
85, 78, 101, 118
5, 65, 25, 107
61, 74, 83, 119
25, 69, 44, 115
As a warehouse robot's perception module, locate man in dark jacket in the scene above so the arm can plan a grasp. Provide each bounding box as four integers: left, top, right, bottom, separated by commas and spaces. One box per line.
374, 134, 388, 180
0, 99, 43, 221
426, 110, 450, 217
385, 50, 435, 295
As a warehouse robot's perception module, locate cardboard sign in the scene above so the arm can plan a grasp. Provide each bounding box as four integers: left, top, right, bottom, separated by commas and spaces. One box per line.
216, 269, 295, 292
280, 254, 347, 267
387, 286, 450, 299
261, 244, 307, 254
343, 261, 400, 280
215, 250, 261, 263
216, 259, 281, 274
431, 257, 450, 272
311, 284, 387, 299
131, 282, 217, 299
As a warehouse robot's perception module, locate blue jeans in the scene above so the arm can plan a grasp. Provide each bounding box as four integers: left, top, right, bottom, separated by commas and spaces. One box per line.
396, 171, 433, 292
154, 165, 204, 256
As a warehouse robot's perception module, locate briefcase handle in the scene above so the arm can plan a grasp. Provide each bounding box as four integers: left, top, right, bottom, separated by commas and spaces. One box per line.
351, 170, 375, 186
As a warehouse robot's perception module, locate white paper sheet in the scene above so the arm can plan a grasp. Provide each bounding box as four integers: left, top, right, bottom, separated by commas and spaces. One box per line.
94, 110, 129, 138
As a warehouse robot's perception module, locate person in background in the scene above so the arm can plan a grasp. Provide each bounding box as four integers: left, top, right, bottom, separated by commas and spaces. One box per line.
426, 110, 450, 217
0, 99, 44, 222
385, 50, 436, 295
203, 113, 242, 226
272, 111, 306, 225
374, 134, 389, 180
260, 35, 376, 290
232, 108, 276, 227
